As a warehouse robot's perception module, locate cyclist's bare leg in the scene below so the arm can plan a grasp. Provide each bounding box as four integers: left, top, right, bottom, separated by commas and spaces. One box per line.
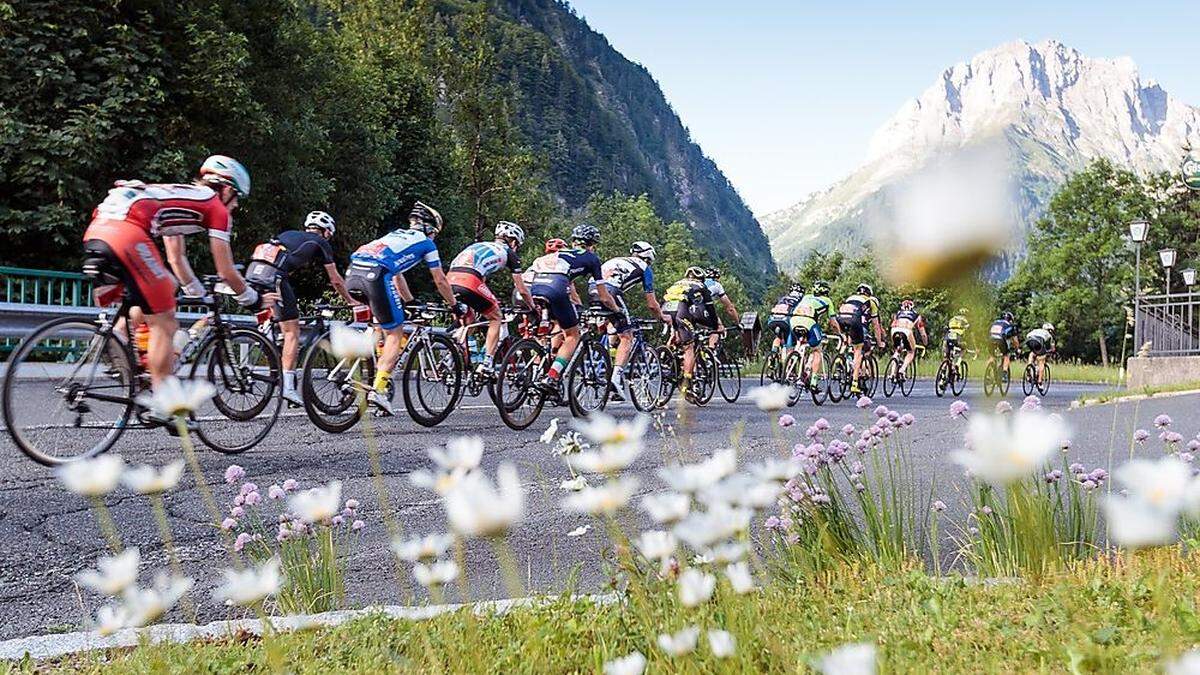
808, 346, 822, 376
143, 311, 178, 387
614, 331, 634, 368
482, 306, 503, 358
376, 327, 405, 387
280, 319, 301, 371
901, 335, 916, 374
682, 343, 696, 375
851, 344, 863, 383
707, 331, 720, 350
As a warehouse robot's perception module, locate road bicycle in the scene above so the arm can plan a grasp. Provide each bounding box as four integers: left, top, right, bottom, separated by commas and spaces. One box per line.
711, 326, 744, 403
882, 338, 924, 398
982, 355, 1012, 397
1022, 355, 1052, 396
492, 306, 612, 430
781, 334, 836, 406
3, 269, 281, 465
655, 323, 719, 407
760, 325, 794, 387
598, 318, 664, 413
299, 304, 462, 432
831, 334, 879, 401
934, 336, 972, 398
448, 305, 527, 407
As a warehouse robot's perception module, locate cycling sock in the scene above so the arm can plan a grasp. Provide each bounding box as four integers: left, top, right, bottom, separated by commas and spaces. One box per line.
547, 356, 568, 379
373, 369, 392, 392
282, 370, 296, 390
482, 353, 494, 369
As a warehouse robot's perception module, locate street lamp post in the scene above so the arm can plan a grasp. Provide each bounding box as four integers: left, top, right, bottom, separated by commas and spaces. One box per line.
1184, 267, 1197, 351
1160, 248, 1178, 296
1130, 220, 1149, 351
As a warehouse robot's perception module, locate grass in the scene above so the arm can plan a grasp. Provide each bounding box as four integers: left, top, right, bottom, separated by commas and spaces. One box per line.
1076, 380, 1200, 405
23, 552, 1200, 674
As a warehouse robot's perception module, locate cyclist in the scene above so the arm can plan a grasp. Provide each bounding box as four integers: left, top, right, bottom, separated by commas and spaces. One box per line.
889, 299, 928, 383
527, 224, 619, 393
345, 202, 466, 414
244, 210, 358, 406
945, 307, 971, 360
448, 221, 534, 378
836, 283, 884, 396
662, 266, 718, 402
589, 241, 669, 401
82, 155, 266, 391
704, 267, 741, 350
766, 283, 806, 356
987, 311, 1021, 376
1025, 322, 1056, 384
795, 280, 842, 389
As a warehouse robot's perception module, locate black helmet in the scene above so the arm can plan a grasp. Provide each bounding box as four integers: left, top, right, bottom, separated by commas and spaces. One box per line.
706, 266, 722, 280
789, 283, 805, 295
811, 280, 831, 295
571, 223, 601, 246
685, 266, 706, 280
409, 201, 444, 236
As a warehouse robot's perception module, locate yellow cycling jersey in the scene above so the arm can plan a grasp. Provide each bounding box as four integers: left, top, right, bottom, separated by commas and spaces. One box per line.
946, 315, 970, 339
663, 278, 704, 304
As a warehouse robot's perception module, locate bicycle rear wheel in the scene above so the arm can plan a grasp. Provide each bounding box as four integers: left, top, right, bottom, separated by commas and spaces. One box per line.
2, 318, 135, 465
883, 358, 899, 398
190, 327, 282, 454
717, 353, 742, 402
568, 339, 611, 418
1037, 364, 1051, 396
627, 345, 662, 413
655, 346, 678, 407
402, 333, 463, 427
495, 338, 547, 430
693, 346, 718, 405
300, 332, 369, 433
760, 350, 779, 387
952, 361, 968, 397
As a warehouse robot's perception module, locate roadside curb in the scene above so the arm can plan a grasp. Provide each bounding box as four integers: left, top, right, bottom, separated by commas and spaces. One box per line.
0, 594, 618, 662
1071, 387, 1200, 409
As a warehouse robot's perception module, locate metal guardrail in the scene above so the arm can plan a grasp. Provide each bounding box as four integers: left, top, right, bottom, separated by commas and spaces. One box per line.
1134, 291, 1200, 357
0, 266, 94, 307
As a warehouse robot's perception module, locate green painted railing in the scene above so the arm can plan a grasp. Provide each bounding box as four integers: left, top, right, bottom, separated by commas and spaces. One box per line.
0, 266, 94, 307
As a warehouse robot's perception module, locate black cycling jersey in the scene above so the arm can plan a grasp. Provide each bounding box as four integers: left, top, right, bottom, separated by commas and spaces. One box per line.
275, 230, 335, 274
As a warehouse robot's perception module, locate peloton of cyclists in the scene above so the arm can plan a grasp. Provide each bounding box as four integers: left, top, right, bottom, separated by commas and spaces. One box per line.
889, 299, 928, 383
661, 266, 719, 402
447, 221, 535, 378
987, 311, 1021, 376
836, 284, 885, 397
345, 202, 467, 415
82, 155, 271, 404
244, 210, 359, 406
590, 241, 670, 401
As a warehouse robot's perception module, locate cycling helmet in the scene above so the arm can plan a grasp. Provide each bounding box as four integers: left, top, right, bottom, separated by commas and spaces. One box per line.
1042, 322, 1055, 333
956, 307, 970, 316
571, 223, 601, 246
900, 299, 915, 311
789, 283, 805, 295
304, 210, 336, 235
1001, 311, 1015, 322
495, 221, 525, 246
544, 238, 567, 253
409, 201, 444, 236
685, 265, 706, 280
706, 266, 722, 280
856, 283, 874, 296
811, 280, 831, 295
630, 241, 656, 262
199, 155, 251, 197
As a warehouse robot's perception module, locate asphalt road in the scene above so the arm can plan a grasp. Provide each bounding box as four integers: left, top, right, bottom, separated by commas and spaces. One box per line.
0, 378, 1185, 641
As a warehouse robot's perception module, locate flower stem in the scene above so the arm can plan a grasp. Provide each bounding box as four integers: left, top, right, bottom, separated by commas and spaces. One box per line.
88, 496, 123, 553
149, 493, 196, 621
489, 535, 526, 599
175, 416, 241, 568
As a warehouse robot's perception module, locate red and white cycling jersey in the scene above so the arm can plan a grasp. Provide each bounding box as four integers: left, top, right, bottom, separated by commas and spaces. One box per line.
449, 241, 521, 278
90, 182, 232, 241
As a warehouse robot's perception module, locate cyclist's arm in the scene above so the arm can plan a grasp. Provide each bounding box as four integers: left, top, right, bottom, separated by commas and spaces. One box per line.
595, 283, 619, 312
392, 272, 414, 303
324, 263, 356, 305
428, 267, 456, 307
645, 292, 668, 322
163, 235, 199, 289
719, 296, 739, 324
871, 316, 884, 343
209, 237, 248, 294
512, 272, 534, 308
568, 283, 582, 306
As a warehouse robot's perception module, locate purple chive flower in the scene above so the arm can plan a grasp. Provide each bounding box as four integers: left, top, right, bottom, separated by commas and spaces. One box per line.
1165, 431, 1184, 444
352, 520, 365, 531
1134, 429, 1150, 444
1082, 480, 1097, 490
244, 491, 261, 506
932, 500, 947, 512
856, 397, 873, 409
1069, 462, 1085, 474
791, 444, 806, 459
855, 439, 869, 452
1060, 439, 1072, 452
814, 418, 830, 431
812, 494, 831, 505
874, 405, 889, 418
1181, 452, 1195, 463
805, 426, 820, 439
1155, 414, 1173, 429
995, 401, 1012, 414
345, 499, 360, 511
1187, 440, 1200, 452
855, 483, 866, 492
949, 400, 969, 419
239, 482, 258, 497
233, 494, 245, 507
282, 479, 299, 492
900, 413, 915, 427
220, 518, 237, 531
331, 515, 345, 526
980, 506, 993, 515
764, 515, 781, 530
1044, 470, 1062, 484
230, 506, 245, 518
778, 414, 796, 428
842, 424, 856, 437
277, 524, 291, 541
234, 532, 253, 552
779, 516, 794, 529
223, 465, 246, 485
268, 484, 285, 500
851, 461, 865, 474
886, 410, 900, 422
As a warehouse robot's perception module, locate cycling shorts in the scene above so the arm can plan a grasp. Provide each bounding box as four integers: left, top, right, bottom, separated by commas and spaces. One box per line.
793, 321, 823, 348
1026, 335, 1048, 355
272, 276, 300, 322
891, 327, 915, 351
836, 315, 866, 346
448, 269, 500, 317
345, 262, 405, 330
671, 304, 697, 347
83, 221, 176, 314
588, 287, 632, 333
990, 336, 1011, 357
531, 282, 579, 330
767, 315, 792, 344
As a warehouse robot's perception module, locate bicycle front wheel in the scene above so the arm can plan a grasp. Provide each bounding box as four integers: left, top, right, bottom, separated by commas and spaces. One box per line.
718, 353, 742, 402
782, 351, 804, 407
901, 357, 916, 397
1022, 364, 1035, 396
300, 331, 369, 433
983, 362, 997, 397
628, 345, 663, 413
1038, 364, 1051, 396
568, 338, 611, 418
693, 346, 718, 405
190, 327, 282, 454
3, 318, 135, 465
402, 333, 463, 427
934, 361, 949, 398
883, 358, 899, 398
952, 360, 968, 397
495, 338, 547, 430
655, 346, 678, 407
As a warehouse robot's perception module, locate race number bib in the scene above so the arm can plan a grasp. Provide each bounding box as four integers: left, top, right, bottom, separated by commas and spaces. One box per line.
252, 242, 286, 265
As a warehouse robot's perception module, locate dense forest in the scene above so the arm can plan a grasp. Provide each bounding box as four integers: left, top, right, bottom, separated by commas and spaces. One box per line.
0, 0, 775, 298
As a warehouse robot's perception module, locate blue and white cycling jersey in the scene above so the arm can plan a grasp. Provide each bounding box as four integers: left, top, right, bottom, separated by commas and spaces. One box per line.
527, 248, 603, 293
351, 228, 440, 274
591, 256, 653, 295
704, 278, 726, 300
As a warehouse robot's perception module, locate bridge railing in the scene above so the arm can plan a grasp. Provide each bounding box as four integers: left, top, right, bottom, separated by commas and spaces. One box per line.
0, 266, 94, 307
1134, 291, 1200, 356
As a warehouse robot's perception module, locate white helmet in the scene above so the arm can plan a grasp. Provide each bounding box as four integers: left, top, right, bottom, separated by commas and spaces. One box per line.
495, 220, 525, 246
1042, 322, 1055, 333
630, 241, 656, 262
304, 210, 336, 235
199, 155, 251, 196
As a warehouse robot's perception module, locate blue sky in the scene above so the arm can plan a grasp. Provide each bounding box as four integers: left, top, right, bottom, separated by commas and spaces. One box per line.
566, 1, 1200, 216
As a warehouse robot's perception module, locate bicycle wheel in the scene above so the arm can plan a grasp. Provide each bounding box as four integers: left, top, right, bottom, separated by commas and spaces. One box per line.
1037, 363, 1051, 397
934, 361, 949, 398
883, 358, 899, 398
952, 360, 968, 397
810, 351, 831, 406
781, 351, 802, 407
656, 346, 679, 407
567, 338, 611, 418
495, 338, 547, 430
2, 318, 135, 465
1022, 364, 1035, 396
300, 333, 370, 433
862, 355, 880, 398
627, 345, 663, 413
693, 346, 718, 405
760, 350, 780, 387
190, 328, 282, 454
717, 353, 742, 403
983, 362, 997, 397
999, 367, 1011, 396
901, 357, 916, 397
829, 355, 848, 403
486, 335, 516, 407
403, 333, 463, 427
